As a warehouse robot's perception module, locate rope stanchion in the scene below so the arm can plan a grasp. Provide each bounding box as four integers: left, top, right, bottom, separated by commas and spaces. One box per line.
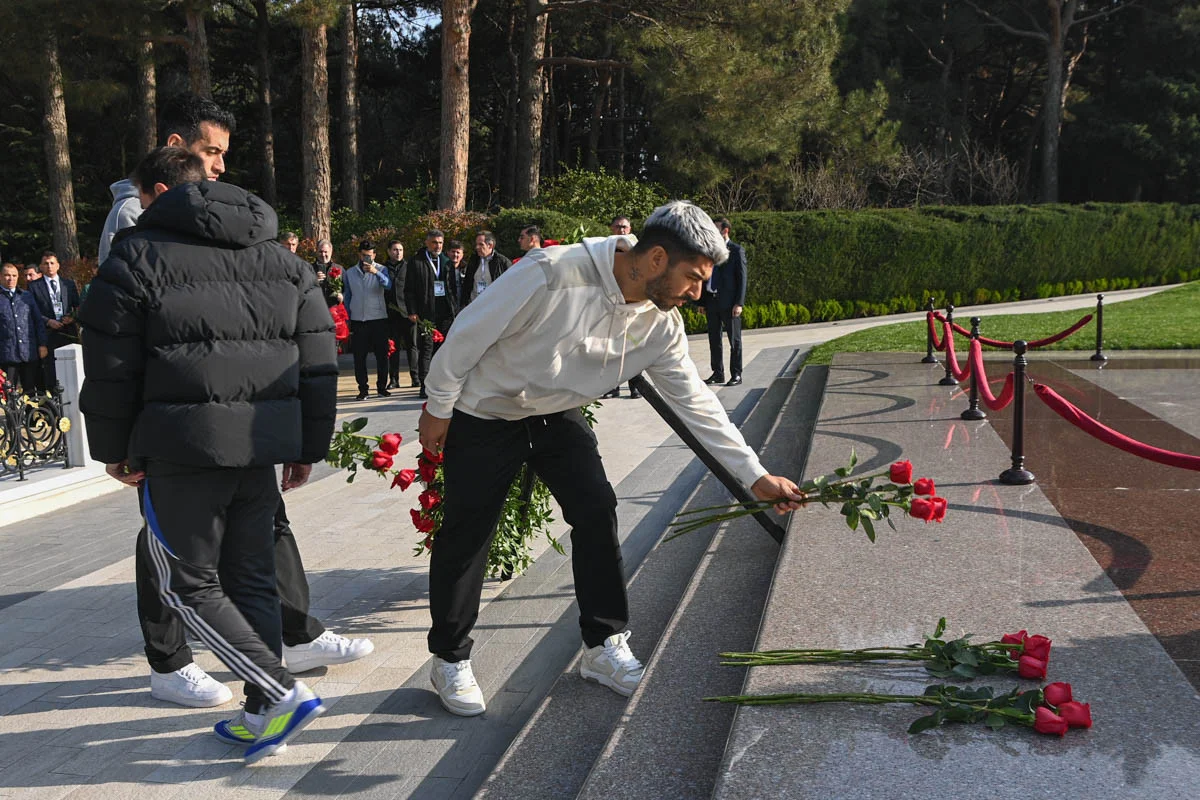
942, 317, 971, 384
939, 305, 959, 386
961, 317, 987, 421
1034, 384, 1200, 471
967, 339, 1016, 411
1091, 294, 1108, 362
998, 341, 1035, 485
922, 298, 939, 363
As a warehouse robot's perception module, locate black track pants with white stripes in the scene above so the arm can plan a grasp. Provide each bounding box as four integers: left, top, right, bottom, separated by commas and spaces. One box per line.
142, 462, 296, 707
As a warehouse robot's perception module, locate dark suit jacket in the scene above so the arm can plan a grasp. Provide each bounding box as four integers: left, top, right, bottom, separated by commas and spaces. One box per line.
28, 275, 81, 346
705, 240, 747, 312
459, 251, 513, 308
404, 248, 459, 324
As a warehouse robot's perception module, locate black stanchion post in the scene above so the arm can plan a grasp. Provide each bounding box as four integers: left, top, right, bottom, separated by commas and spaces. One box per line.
999, 340, 1036, 485
961, 317, 987, 421
1091, 293, 1108, 362
922, 297, 938, 363
939, 304, 958, 386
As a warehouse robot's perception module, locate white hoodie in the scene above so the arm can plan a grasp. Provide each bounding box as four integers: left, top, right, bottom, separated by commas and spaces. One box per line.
424, 235, 768, 488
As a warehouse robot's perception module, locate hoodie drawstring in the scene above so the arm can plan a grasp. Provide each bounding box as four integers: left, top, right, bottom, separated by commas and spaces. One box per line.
600, 306, 632, 380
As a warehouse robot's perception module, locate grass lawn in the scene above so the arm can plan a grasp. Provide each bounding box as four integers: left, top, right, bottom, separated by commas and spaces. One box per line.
806, 281, 1200, 365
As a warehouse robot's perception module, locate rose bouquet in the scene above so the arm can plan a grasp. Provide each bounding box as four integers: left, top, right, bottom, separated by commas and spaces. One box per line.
325, 264, 344, 295
415, 318, 445, 344
707, 681, 1092, 737
668, 454, 944, 542
720, 618, 1053, 681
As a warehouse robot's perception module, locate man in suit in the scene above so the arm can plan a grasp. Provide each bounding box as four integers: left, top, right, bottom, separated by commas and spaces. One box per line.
384, 239, 416, 390
404, 229, 459, 400
27, 251, 80, 392
1, 262, 48, 394
459, 231, 512, 309
702, 217, 746, 387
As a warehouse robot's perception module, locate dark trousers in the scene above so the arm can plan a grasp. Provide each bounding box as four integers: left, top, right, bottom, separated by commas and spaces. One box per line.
428, 409, 626, 661
707, 305, 742, 379
136, 496, 324, 670
388, 316, 417, 384
351, 318, 391, 393
0, 361, 40, 395
141, 463, 296, 708
414, 317, 453, 388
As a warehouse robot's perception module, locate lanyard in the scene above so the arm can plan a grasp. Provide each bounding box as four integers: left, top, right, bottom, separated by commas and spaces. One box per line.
427, 252, 440, 279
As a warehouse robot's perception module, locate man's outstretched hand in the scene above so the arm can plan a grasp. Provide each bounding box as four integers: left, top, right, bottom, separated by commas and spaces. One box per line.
751, 474, 805, 514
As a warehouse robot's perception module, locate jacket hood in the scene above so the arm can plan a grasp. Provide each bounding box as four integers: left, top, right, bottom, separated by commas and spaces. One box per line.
137, 181, 278, 248
109, 179, 139, 202
581, 234, 654, 313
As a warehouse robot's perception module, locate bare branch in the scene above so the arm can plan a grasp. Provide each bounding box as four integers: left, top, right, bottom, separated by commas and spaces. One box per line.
1072, 0, 1139, 28
964, 0, 1049, 42
536, 56, 630, 69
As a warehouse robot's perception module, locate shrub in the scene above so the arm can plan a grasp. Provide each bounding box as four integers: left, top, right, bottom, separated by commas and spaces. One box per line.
535, 167, 667, 225
489, 207, 605, 257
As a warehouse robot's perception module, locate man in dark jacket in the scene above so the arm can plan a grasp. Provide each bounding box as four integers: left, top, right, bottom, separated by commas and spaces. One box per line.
459, 231, 512, 309
0, 262, 48, 394
384, 239, 416, 389
79, 153, 337, 762
404, 229, 459, 399
702, 217, 747, 387
26, 251, 81, 391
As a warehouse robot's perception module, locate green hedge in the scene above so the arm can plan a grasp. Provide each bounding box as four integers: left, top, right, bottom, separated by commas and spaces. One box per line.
726, 203, 1200, 309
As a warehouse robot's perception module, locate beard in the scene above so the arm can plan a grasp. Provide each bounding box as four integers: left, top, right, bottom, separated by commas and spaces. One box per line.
644, 273, 688, 311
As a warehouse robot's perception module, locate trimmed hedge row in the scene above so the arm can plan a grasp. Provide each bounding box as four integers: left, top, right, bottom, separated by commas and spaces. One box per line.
726, 203, 1200, 308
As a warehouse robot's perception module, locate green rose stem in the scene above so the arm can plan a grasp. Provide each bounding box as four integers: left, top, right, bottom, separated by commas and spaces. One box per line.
721, 642, 1021, 667
702, 691, 1036, 726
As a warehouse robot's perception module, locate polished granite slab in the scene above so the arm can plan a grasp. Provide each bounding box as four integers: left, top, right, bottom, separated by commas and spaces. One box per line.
714, 352, 1200, 800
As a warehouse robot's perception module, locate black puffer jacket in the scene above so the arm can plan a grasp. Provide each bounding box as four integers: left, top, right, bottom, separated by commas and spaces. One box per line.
78, 181, 338, 467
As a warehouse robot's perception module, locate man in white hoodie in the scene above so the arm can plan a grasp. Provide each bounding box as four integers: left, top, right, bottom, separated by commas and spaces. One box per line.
418, 201, 803, 716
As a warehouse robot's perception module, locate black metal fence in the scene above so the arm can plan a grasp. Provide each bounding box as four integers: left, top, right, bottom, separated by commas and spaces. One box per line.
0, 385, 71, 480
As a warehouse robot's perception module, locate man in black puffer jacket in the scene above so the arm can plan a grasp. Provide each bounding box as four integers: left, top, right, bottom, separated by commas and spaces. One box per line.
78, 158, 337, 762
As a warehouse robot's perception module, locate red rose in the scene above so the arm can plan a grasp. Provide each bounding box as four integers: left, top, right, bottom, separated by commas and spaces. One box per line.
388, 339, 397, 357
908, 497, 936, 522
419, 460, 439, 483
929, 496, 948, 522
1057, 701, 1092, 729
913, 477, 936, 496
422, 402, 428, 411
379, 432, 403, 455
1000, 630, 1028, 654
431, 329, 445, 344
410, 508, 436, 533
423, 534, 434, 550
328, 265, 342, 279
392, 468, 417, 490
1017, 655, 1047, 680
1043, 682, 1072, 707
422, 447, 444, 465
419, 489, 442, 510
1023, 635, 1052, 661
369, 450, 393, 471
889, 460, 913, 484
1033, 706, 1068, 736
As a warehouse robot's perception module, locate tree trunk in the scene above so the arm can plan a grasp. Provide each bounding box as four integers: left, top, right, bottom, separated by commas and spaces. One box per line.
584, 69, 611, 171
340, 2, 363, 211
301, 23, 332, 241
186, 5, 212, 99
42, 27, 79, 261
1041, 27, 1065, 202
439, 0, 473, 211
514, 0, 548, 204
615, 67, 625, 174
495, 0, 520, 204
254, 0, 277, 206
135, 39, 157, 157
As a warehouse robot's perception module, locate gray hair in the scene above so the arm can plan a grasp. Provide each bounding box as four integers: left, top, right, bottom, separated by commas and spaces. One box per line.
316, 238, 332, 249
638, 200, 729, 265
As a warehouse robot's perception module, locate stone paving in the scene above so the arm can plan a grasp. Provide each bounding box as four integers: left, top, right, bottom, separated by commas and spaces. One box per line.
0, 286, 1181, 799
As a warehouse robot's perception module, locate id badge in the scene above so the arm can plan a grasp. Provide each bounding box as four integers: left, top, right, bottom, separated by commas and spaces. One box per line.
476, 280, 488, 295
434, 280, 446, 297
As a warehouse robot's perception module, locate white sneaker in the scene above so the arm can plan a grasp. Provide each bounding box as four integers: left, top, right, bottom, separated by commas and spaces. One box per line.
150, 663, 234, 708
430, 657, 486, 716
283, 631, 375, 673
580, 631, 644, 697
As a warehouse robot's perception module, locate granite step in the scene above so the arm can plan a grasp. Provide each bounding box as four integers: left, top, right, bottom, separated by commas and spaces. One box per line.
474, 347, 810, 800
573, 363, 827, 800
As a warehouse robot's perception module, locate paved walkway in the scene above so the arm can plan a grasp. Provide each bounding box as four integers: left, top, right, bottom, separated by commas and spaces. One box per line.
0, 286, 1177, 798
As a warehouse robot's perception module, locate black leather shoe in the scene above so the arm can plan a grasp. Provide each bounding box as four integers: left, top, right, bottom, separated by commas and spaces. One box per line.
725, 376, 743, 386
629, 389, 641, 399
355, 390, 368, 401
378, 388, 392, 397
387, 378, 399, 390
603, 389, 620, 399
419, 388, 428, 400
703, 374, 725, 385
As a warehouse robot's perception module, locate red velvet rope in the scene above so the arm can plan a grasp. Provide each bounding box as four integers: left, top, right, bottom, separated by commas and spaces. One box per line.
1034, 385, 1200, 471
931, 311, 1094, 349
967, 340, 1015, 411
926, 312, 947, 352
943, 323, 971, 381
